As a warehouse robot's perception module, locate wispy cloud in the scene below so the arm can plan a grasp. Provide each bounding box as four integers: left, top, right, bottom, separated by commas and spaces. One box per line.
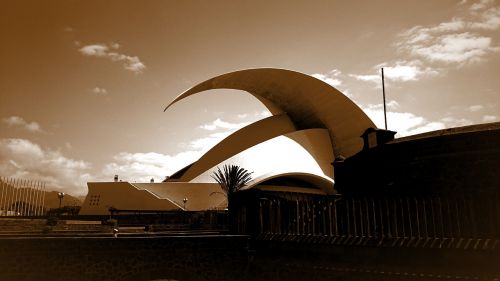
397, 1, 500, 65
2, 116, 44, 133
79, 43, 146, 73
312, 69, 343, 87
362, 103, 473, 137
102, 150, 201, 183
92, 87, 108, 96
199, 118, 250, 131
311, 69, 355, 97
352, 1, 499, 87
0, 138, 92, 196
468, 104, 484, 112
350, 60, 438, 87
404, 32, 496, 64
482, 115, 498, 122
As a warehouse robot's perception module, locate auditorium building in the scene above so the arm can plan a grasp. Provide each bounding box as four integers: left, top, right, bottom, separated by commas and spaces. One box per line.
79, 67, 500, 229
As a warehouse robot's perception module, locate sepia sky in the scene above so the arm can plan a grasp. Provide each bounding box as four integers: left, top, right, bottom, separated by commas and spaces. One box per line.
1, 0, 499, 196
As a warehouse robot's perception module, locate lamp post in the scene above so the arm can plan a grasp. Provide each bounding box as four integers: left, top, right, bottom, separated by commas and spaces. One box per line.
183, 198, 188, 211
57, 192, 65, 209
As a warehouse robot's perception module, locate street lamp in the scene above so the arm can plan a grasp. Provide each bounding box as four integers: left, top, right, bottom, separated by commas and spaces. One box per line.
57, 192, 65, 208
183, 198, 188, 211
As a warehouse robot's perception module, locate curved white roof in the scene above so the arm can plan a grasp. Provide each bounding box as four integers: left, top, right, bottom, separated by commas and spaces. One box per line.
190, 128, 335, 194
165, 68, 374, 157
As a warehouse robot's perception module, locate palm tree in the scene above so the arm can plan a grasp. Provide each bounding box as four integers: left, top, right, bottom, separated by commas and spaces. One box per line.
211, 164, 253, 229
211, 164, 253, 197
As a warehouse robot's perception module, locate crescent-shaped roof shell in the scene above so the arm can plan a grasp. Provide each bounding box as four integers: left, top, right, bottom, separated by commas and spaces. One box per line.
179, 114, 296, 182
165, 68, 375, 157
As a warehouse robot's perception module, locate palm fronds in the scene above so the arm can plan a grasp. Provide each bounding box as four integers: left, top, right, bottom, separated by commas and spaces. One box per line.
211, 164, 253, 196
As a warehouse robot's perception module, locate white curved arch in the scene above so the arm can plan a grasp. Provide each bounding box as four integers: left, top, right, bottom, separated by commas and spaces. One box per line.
190, 128, 335, 194
165, 68, 375, 157
180, 114, 296, 181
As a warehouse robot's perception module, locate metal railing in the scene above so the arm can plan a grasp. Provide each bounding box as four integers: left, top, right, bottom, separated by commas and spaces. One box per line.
0, 177, 46, 216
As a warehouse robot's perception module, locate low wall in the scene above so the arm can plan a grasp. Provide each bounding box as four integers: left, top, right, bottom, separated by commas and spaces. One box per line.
1, 236, 500, 281
0, 236, 250, 281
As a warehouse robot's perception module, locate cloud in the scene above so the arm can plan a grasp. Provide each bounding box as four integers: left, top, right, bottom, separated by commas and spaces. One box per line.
0, 138, 92, 196
350, 60, 438, 87
102, 129, 240, 183
409, 32, 496, 63
311, 69, 356, 98
482, 115, 498, 122
2, 116, 44, 133
470, 5, 500, 30
312, 69, 343, 87
78, 43, 146, 73
397, 1, 500, 65
362, 103, 473, 137
103, 116, 261, 183
199, 118, 250, 131
470, 0, 495, 11
92, 87, 108, 96
468, 104, 484, 112
189, 131, 234, 152
102, 150, 201, 183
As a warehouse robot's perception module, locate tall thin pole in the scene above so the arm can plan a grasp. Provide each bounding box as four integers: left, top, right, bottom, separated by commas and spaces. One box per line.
381, 68, 388, 130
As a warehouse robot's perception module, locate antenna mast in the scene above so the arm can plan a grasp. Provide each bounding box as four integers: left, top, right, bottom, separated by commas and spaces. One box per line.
381, 68, 388, 130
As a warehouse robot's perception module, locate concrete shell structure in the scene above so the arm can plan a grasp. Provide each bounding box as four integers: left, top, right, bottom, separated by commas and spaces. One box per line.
165, 68, 375, 158
80, 68, 374, 215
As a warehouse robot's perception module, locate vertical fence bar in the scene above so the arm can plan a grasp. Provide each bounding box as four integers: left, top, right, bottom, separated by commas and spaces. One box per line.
30, 181, 37, 216
33, 181, 39, 216
333, 199, 338, 236
25, 181, 32, 216
41, 183, 46, 216
3, 177, 9, 215
406, 197, 413, 239
0, 177, 5, 215
365, 198, 372, 238
17, 179, 26, 216
422, 197, 428, 239
19, 180, 28, 216
27, 181, 33, 216
0, 177, 5, 216
414, 197, 421, 239
6, 178, 14, 216
393, 198, 399, 238
437, 196, 445, 240
33, 180, 40, 216
12, 179, 19, 215
37, 181, 43, 216
385, 199, 392, 238
31, 181, 38, 216
24, 180, 30, 216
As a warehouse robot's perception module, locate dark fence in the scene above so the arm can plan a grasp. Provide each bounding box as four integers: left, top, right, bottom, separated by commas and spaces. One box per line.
233, 190, 500, 250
